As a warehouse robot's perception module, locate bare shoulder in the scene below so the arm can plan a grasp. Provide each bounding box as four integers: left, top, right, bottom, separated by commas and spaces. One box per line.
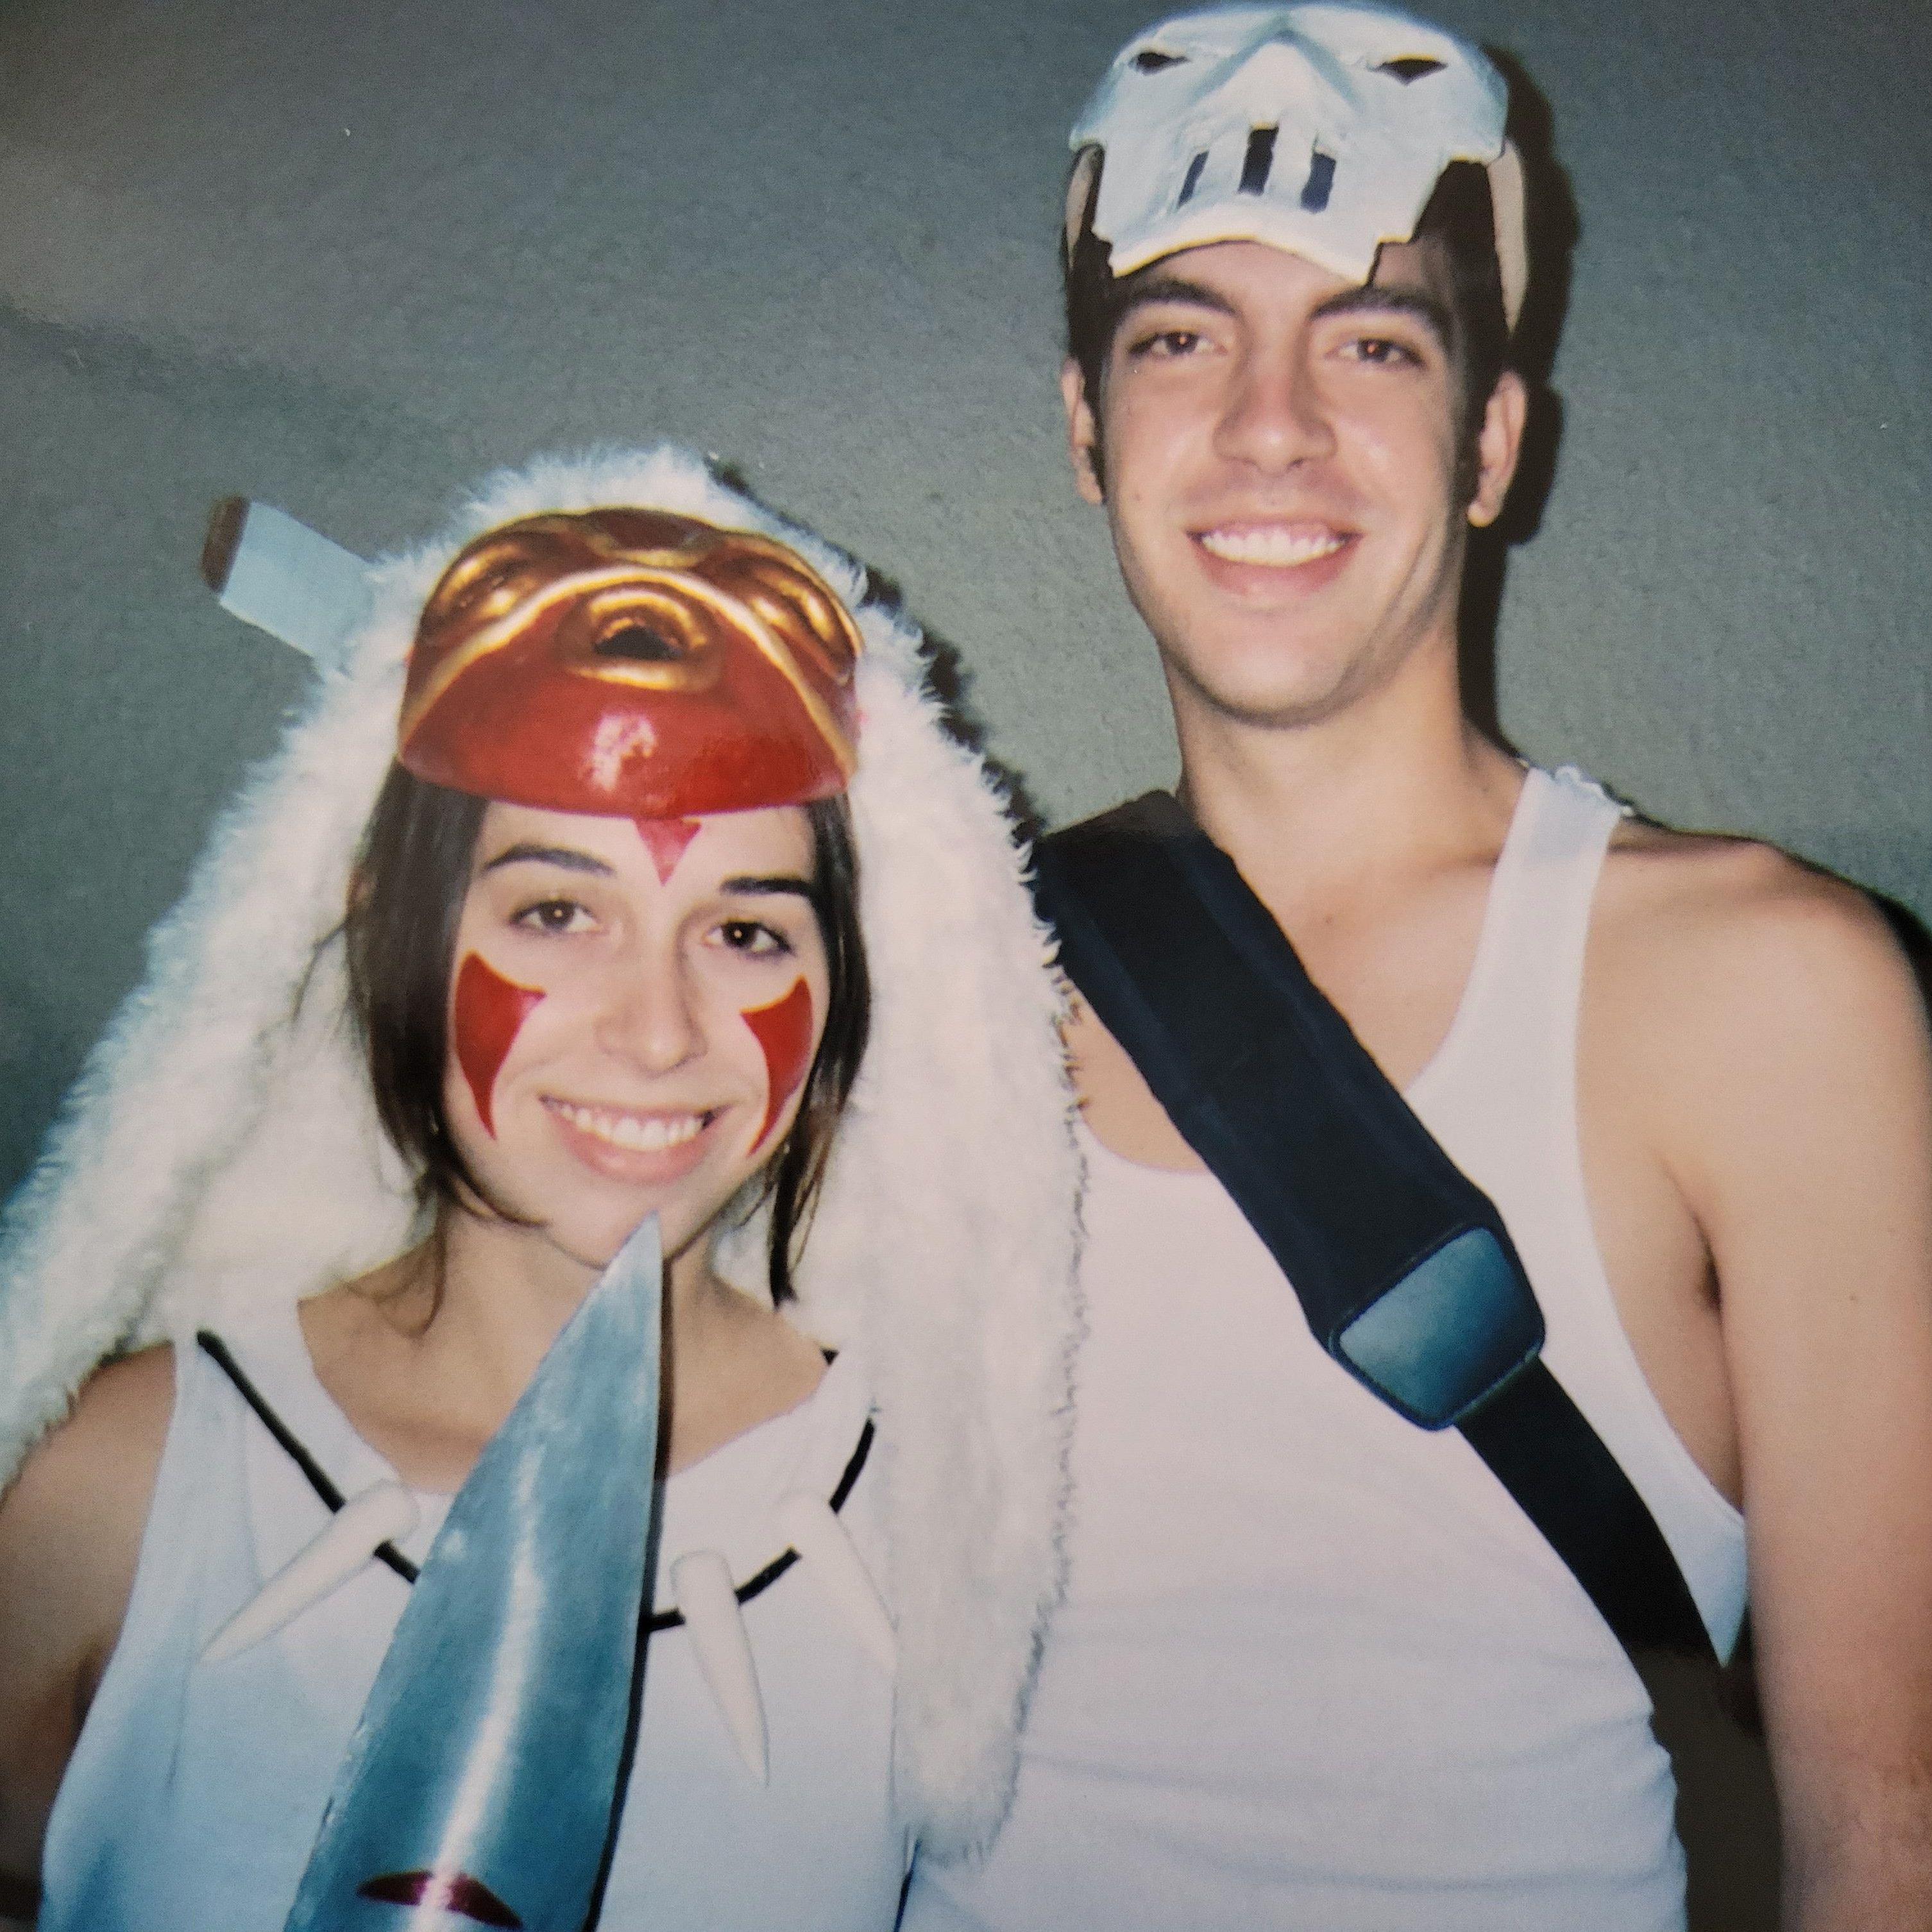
0, 1343, 176, 1672
3, 1343, 176, 1518
1593, 819, 1926, 1061
1586, 819, 1931, 1248
0, 1344, 175, 1889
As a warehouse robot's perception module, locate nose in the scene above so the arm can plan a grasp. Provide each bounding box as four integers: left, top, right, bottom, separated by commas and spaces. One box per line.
1212, 336, 1335, 475
595, 951, 702, 1073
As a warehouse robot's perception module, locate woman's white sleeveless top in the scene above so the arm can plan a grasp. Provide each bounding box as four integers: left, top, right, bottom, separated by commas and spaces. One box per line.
42, 1295, 904, 1930
907, 766, 1747, 1932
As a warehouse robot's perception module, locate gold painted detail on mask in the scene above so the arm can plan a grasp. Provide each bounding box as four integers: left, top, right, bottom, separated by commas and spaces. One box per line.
400, 510, 863, 778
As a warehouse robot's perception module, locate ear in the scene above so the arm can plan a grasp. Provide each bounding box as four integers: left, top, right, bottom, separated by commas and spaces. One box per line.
1466, 370, 1528, 529
1060, 357, 1106, 506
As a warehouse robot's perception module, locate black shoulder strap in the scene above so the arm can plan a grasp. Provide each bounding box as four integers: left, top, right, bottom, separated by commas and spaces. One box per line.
1034, 793, 1715, 1667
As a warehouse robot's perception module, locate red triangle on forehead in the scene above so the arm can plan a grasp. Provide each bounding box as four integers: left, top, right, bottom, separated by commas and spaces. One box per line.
633, 816, 703, 884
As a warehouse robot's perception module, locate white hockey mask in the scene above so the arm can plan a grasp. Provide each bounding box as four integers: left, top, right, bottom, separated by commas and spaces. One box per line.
1069, 1, 1527, 327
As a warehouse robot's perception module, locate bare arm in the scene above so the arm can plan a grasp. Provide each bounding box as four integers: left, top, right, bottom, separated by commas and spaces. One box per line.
0, 1345, 173, 1916
1633, 855, 1932, 1929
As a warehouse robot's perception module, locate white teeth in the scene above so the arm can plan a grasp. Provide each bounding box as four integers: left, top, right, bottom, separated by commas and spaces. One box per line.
1199, 526, 1346, 566
553, 1102, 703, 1152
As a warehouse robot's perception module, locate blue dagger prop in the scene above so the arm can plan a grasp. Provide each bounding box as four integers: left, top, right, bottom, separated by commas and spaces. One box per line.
282, 1216, 664, 1932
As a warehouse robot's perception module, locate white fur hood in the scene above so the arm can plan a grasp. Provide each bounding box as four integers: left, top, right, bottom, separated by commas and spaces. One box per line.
0, 446, 1083, 1859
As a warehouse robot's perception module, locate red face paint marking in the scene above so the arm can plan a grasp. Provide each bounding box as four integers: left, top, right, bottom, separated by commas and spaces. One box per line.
741, 977, 815, 1151
632, 815, 702, 885
453, 953, 545, 1137
357, 1869, 523, 1928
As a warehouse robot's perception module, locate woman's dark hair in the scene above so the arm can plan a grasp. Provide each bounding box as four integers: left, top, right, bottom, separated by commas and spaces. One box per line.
1062, 156, 1511, 502
763, 793, 868, 1301
343, 764, 870, 1302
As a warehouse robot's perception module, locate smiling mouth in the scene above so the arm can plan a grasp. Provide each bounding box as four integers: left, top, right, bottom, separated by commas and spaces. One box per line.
1197, 525, 1350, 567
544, 1099, 711, 1153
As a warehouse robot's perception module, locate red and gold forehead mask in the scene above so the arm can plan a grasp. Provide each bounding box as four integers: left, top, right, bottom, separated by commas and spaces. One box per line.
398, 509, 862, 817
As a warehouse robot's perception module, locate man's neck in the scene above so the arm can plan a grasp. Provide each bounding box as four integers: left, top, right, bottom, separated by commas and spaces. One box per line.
1171, 652, 1523, 931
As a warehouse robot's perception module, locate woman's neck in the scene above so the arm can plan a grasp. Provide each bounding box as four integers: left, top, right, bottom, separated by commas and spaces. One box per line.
306, 1207, 826, 1487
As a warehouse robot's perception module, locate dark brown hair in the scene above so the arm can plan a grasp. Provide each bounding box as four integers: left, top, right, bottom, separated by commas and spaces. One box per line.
1063, 157, 1511, 500
343, 765, 870, 1301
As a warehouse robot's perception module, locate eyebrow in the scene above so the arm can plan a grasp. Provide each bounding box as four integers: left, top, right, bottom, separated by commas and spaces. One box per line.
480, 842, 614, 877
720, 874, 817, 902
1311, 282, 1454, 348
1113, 273, 1239, 326
479, 849, 820, 903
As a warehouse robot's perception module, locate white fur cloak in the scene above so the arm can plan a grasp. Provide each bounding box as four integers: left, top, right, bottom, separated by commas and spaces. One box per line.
0, 446, 1083, 1860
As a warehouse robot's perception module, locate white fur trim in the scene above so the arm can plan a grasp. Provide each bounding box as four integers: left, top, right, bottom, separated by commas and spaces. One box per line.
0, 446, 1081, 1856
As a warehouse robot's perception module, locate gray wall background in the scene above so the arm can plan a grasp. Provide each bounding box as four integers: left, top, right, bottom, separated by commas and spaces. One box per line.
3, 0, 1928, 1203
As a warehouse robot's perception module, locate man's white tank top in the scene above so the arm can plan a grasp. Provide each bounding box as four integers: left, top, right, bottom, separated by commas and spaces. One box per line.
41, 1296, 905, 1931
906, 766, 1746, 1932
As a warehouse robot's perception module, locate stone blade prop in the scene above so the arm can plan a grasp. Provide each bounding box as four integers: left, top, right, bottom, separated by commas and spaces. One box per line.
282, 1216, 664, 1932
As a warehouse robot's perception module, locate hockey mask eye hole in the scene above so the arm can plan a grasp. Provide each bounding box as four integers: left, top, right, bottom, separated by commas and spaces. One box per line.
1377, 56, 1446, 82
1131, 46, 1186, 72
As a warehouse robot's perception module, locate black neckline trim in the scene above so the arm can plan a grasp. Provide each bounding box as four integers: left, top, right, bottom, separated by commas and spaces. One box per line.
648, 1417, 874, 1632
195, 1329, 875, 1618
197, 1330, 420, 1584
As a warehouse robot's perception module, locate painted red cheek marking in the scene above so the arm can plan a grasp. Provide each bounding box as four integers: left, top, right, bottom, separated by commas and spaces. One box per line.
357, 1869, 523, 1927
453, 953, 545, 1138
742, 978, 815, 1151
632, 815, 702, 885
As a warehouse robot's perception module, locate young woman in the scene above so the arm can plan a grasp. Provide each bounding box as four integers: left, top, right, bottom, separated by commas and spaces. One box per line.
0, 450, 1081, 1929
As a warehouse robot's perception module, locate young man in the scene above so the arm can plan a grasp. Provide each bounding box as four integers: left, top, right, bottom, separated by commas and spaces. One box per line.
904, 6, 1932, 1929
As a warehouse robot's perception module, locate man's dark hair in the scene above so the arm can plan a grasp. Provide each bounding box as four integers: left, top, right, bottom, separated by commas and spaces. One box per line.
1063, 157, 1511, 500
343, 763, 870, 1303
